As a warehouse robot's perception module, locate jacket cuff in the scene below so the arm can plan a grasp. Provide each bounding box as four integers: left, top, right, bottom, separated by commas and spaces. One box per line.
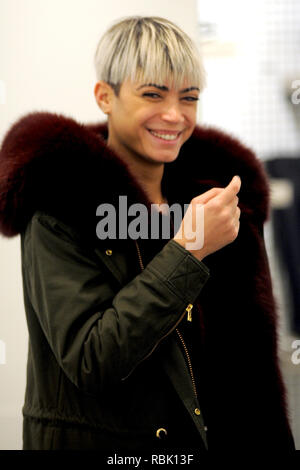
147, 238, 210, 304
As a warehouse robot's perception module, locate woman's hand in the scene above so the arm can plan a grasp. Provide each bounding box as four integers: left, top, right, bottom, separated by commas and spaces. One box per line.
173, 176, 241, 262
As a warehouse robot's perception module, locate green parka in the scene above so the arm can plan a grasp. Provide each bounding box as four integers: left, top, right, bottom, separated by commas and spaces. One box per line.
21, 210, 209, 451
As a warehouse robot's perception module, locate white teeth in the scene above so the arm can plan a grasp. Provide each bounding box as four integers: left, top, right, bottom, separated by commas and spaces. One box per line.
149, 130, 179, 141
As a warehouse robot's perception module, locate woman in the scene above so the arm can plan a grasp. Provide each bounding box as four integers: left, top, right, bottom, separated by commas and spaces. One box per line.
0, 16, 295, 452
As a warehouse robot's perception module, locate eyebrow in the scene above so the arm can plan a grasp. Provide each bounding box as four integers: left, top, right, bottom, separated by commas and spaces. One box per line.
136, 83, 200, 93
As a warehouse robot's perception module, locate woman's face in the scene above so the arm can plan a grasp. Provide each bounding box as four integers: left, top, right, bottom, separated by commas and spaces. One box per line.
105, 78, 200, 165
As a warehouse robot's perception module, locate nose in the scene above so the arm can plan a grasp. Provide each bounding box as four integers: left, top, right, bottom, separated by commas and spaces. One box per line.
161, 102, 185, 123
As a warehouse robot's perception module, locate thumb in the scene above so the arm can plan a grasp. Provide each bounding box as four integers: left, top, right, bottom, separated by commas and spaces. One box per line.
220, 175, 241, 203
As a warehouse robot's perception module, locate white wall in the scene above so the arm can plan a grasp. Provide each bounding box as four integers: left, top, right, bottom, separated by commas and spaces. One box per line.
0, 0, 199, 450
197, 0, 300, 158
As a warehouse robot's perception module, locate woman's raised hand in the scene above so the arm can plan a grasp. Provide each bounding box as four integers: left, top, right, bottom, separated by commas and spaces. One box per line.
173, 176, 241, 262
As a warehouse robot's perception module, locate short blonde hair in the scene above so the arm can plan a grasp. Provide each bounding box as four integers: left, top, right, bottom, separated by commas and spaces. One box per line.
94, 16, 206, 95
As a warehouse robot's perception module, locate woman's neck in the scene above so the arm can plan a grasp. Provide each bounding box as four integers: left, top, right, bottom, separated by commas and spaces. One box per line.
111, 148, 166, 206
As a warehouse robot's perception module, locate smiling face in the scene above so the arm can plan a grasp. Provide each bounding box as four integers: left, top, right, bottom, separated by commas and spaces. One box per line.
95, 78, 200, 166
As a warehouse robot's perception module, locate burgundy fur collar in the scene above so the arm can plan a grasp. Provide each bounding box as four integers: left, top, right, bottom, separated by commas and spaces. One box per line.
0, 111, 269, 240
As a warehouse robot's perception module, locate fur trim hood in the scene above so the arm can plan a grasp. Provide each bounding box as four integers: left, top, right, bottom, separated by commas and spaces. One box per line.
0, 111, 270, 240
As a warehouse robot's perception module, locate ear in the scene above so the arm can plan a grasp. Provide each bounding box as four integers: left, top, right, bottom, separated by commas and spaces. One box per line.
94, 81, 115, 115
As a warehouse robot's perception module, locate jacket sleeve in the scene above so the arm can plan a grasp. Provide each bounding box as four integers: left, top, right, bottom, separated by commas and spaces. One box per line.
22, 211, 210, 395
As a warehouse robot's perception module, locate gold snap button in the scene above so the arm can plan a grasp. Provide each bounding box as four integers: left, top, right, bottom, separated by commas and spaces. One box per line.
156, 427, 168, 439
194, 408, 201, 416
105, 249, 112, 256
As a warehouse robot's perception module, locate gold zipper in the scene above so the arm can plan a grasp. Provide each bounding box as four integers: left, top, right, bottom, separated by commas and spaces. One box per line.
186, 303, 193, 322
131, 240, 198, 401
175, 328, 198, 400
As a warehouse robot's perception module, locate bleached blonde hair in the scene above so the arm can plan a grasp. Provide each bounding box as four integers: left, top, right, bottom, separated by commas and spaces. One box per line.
94, 16, 206, 95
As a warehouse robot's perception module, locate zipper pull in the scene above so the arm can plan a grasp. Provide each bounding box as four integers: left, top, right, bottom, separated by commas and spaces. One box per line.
186, 303, 193, 322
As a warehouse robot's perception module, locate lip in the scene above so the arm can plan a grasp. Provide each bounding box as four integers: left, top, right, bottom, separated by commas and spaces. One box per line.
147, 129, 182, 135
147, 128, 181, 144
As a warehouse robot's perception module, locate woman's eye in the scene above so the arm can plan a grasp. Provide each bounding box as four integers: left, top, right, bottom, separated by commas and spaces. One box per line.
143, 93, 161, 98
183, 97, 199, 102
142, 93, 199, 101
